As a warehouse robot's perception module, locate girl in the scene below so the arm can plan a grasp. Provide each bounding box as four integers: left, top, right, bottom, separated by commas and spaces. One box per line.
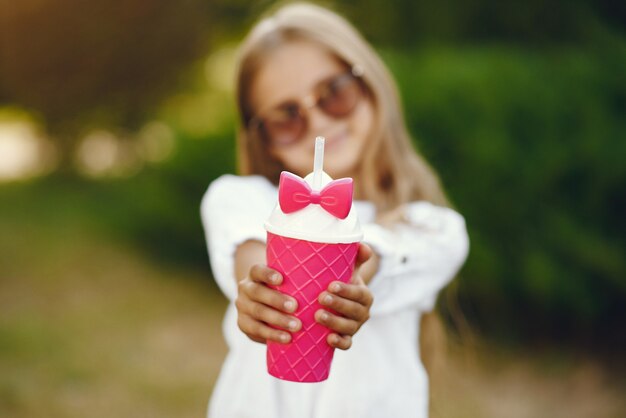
201, 3, 469, 417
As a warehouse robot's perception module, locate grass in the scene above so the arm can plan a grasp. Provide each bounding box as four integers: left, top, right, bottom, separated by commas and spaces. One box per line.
0, 182, 227, 418
0, 181, 624, 417
429, 341, 625, 418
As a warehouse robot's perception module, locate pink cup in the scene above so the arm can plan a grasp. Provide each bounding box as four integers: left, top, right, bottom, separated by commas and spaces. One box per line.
266, 231, 359, 382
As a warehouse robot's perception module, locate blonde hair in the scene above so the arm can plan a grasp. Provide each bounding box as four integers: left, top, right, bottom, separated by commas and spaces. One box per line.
235, 2, 449, 214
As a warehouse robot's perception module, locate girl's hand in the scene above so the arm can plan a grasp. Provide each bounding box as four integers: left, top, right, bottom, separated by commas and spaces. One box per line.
315, 243, 374, 350
235, 264, 301, 344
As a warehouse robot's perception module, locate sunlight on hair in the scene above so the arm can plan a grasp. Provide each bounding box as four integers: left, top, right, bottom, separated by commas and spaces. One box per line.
0, 120, 57, 182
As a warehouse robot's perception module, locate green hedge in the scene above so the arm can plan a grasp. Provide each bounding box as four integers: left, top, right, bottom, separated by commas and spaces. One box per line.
383, 45, 626, 342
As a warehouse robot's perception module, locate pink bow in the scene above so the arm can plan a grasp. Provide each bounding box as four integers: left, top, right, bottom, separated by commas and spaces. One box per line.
278, 171, 353, 219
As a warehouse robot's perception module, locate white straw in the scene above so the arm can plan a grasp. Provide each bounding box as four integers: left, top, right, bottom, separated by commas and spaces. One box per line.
313, 136, 325, 190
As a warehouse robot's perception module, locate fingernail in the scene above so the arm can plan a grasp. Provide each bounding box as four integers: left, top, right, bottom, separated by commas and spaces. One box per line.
320, 312, 329, 321
280, 333, 290, 343
323, 294, 333, 304
331, 283, 341, 292
284, 300, 295, 312
271, 273, 281, 284
330, 334, 339, 344
288, 320, 298, 331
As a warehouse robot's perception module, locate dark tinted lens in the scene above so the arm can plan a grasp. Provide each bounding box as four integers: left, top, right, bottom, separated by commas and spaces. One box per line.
260, 102, 306, 146
318, 74, 361, 117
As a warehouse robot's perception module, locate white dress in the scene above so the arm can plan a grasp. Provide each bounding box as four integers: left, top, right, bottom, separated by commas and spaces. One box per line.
200, 174, 469, 418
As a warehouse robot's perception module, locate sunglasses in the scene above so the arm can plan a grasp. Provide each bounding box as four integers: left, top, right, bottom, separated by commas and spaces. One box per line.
248, 66, 366, 147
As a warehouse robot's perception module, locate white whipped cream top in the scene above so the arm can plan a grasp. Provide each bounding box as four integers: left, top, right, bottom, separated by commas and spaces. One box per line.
264, 171, 363, 243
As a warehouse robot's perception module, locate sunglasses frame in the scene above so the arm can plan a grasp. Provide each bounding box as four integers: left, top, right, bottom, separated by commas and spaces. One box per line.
248, 65, 366, 147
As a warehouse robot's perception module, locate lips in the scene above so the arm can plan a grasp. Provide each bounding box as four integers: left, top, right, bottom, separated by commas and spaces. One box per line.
323, 130, 348, 151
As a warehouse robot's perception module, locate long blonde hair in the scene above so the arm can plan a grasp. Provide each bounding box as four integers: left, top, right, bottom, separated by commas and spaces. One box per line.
235, 2, 448, 213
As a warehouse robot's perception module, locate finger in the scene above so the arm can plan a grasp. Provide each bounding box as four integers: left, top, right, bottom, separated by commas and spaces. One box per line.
319, 291, 368, 322
238, 313, 291, 344
239, 280, 298, 313
327, 281, 373, 308
249, 264, 283, 285
315, 310, 360, 336
354, 243, 373, 270
348, 270, 366, 286
244, 301, 301, 332
327, 333, 352, 350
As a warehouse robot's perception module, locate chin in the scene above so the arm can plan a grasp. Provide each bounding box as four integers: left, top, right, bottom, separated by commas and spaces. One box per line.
324, 159, 358, 180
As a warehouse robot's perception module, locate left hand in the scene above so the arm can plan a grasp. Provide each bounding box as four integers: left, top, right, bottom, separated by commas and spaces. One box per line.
314, 243, 374, 350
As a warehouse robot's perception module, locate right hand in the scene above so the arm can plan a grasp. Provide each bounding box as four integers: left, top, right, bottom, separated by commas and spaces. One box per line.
235, 264, 301, 344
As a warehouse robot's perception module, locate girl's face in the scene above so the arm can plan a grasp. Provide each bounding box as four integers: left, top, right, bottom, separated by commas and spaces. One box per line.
249, 40, 374, 179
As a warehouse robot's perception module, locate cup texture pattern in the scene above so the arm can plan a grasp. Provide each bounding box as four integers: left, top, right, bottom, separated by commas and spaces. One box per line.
266, 232, 359, 382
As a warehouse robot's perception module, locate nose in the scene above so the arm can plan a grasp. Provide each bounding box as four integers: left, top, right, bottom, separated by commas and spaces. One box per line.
304, 98, 334, 136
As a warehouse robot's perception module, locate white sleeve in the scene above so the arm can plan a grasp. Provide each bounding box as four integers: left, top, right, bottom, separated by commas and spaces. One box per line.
362, 202, 469, 316
200, 175, 274, 301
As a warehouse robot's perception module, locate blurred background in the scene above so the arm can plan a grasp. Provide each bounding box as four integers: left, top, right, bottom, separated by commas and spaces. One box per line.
1, 0, 624, 417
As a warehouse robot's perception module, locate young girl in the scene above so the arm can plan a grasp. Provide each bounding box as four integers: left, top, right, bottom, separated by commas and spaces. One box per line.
201, 3, 469, 417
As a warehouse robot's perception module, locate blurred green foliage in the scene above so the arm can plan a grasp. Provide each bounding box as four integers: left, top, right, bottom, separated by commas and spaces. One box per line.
384, 43, 626, 343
